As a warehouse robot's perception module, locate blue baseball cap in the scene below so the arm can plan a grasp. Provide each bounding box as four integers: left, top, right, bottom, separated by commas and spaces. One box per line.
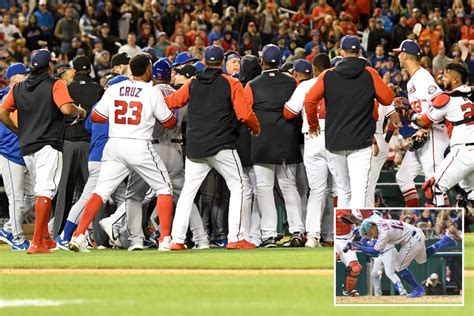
194, 61, 206, 72
340, 35, 361, 51
262, 44, 281, 64
173, 51, 199, 67
30, 49, 52, 69
292, 59, 312, 74
141, 47, 158, 64
204, 45, 224, 62
6, 63, 29, 79
393, 39, 421, 56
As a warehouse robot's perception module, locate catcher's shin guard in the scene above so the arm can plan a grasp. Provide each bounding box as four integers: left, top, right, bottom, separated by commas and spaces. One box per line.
345, 260, 362, 292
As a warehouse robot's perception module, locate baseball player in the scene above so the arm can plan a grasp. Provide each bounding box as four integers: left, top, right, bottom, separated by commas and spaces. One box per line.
164, 45, 260, 250
0, 63, 35, 251
397, 63, 474, 206
393, 40, 450, 207
103, 58, 209, 251
305, 36, 396, 208
353, 217, 460, 298
68, 53, 176, 252
284, 55, 336, 248
0, 50, 87, 254
335, 209, 363, 297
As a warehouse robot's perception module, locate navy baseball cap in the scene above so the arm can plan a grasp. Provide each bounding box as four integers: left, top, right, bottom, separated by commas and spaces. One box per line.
293, 59, 312, 74
72, 55, 91, 71
30, 49, 52, 69
262, 44, 281, 64
141, 47, 158, 64
340, 35, 361, 51
6, 63, 29, 79
111, 52, 130, 67
204, 45, 224, 62
393, 39, 421, 56
173, 51, 199, 67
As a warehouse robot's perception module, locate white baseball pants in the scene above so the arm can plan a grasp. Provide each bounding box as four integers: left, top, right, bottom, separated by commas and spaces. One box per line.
371, 246, 405, 296
0, 155, 35, 244
171, 149, 246, 243
366, 134, 389, 207
395, 228, 426, 272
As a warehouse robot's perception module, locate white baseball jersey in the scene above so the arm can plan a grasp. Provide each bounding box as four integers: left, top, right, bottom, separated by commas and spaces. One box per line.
152, 83, 186, 142
374, 219, 416, 252
426, 85, 474, 146
285, 78, 326, 132
407, 67, 443, 115
376, 103, 396, 134
93, 80, 173, 140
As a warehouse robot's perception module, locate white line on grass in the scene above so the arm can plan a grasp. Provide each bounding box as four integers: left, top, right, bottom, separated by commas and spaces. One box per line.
0, 299, 83, 308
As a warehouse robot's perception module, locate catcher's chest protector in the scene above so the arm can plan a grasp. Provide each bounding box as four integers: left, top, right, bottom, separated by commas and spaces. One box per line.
336, 209, 353, 236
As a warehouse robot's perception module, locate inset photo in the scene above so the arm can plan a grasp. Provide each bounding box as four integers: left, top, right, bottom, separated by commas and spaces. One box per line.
335, 208, 463, 306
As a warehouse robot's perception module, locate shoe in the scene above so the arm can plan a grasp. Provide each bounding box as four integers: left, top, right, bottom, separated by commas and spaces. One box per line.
194, 242, 210, 250
99, 217, 116, 242
342, 289, 360, 297
158, 236, 172, 252
305, 237, 322, 248
170, 242, 187, 251
394, 282, 407, 295
54, 236, 70, 251
128, 243, 144, 251
85, 229, 96, 248
97, 245, 109, 250
0, 228, 14, 246
407, 286, 425, 298
11, 240, 30, 251
42, 236, 56, 249
322, 241, 334, 247
226, 240, 256, 250
260, 237, 277, 248
26, 242, 52, 254
144, 239, 157, 249
282, 232, 305, 247
210, 239, 228, 248
68, 234, 90, 253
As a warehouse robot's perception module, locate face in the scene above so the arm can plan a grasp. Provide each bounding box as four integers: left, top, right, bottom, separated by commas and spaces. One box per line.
442, 69, 457, 90
375, 46, 384, 56
397, 52, 406, 68
11, 73, 27, 83
226, 58, 240, 74
128, 34, 136, 45
367, 225, 378, 239
65, 8, 73, 18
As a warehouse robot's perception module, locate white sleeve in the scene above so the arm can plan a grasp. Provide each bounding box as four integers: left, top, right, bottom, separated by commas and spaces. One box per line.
420, 75, 443, 102
426, 103, 449, 122
152, 91, 173, 122
284, 84, 306, 115
384, 104, 396, 117
93, 89, 112, 119
374, 223, 389, 252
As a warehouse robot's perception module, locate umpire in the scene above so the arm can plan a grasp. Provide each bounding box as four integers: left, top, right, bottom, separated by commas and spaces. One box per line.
53, 56, 104, 237
244, 44, 304, 248
304, 35, 396, 208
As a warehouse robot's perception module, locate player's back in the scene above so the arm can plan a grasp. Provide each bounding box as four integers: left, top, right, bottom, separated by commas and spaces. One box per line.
377, 219, 416, 247
151, 83, 184, 142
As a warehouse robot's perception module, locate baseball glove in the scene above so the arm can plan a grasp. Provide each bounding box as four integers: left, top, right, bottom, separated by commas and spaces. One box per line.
393, 97, 416, 122
340, 213, 361, 226
407, 129, 429, 151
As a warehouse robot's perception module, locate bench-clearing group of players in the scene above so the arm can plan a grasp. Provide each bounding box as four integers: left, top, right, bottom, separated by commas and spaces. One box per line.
0, 39, 472, 298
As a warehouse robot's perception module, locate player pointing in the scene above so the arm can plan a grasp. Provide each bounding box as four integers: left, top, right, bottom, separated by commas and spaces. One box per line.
69, 53, 176, 252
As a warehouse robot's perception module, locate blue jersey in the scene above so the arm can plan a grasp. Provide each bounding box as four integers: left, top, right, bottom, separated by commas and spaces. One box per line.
84, 111, 109, 162
0, 87, 25, 165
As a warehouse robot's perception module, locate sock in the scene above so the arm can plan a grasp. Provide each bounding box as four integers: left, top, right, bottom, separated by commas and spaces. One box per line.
397, 268, 421, 289
403, 188, 419, 207
61, 220, 78, 242
426, 235, 453, 257
333, 196, 338, 208
32, 196, 52, 245
73, 193, 104, 237
156, 194, 173, 242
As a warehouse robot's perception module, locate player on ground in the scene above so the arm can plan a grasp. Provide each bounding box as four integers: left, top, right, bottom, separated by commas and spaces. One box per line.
397, 63, 474, 206
335, 209, 363, 297
353, 217, 460, 298
0, 50, 87, 254
393, 40, 450, 207
68, 53, 176, 252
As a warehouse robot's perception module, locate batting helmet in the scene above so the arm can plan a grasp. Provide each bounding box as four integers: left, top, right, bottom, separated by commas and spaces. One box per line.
153, 58, 171, 81
359, 218, 378, 237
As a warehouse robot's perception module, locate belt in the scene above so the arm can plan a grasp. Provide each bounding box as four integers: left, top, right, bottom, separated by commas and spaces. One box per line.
151, 139, 181, 144
466, 143, 474, 146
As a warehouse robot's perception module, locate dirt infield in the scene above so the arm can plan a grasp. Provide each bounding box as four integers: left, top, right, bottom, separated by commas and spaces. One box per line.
336, 295, 463, 305
0, 268, 333, 276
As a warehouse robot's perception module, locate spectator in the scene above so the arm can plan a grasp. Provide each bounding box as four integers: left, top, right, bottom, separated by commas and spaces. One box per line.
118, 33, 141, 58
292, 4, 311, 26
221, 30, 237, 52
98, 23, 118, 55
54, 6, 81, 55
155, 32, 171, 57
208, 22, 223, 45
276, 35, 291, 62
432, 46, 453, 74
342, 0, 360, 23
418, 21, 442, 56
460, 15, 473, 41
243, 21, 262, 52
161, 3, 180, 36
371, 44, 387, 69
368, 19, 390, 55
22, 14, 45, 51
165, 33, 187, 57
373, 7, 393, 33
445, 266, 460, 295
304, 30, 327, 56
0, 14, 21, 45
33, 0, 55, 39
79, 5, 97, 35
312, 0, 336, 27
416, 209, 434, 228
392, 16, 411, 49
137, 23, 153, 48
259, 3, 279, 46
356, 0, 371, 28
239, 33, 258, 56
423, 273, 443, 295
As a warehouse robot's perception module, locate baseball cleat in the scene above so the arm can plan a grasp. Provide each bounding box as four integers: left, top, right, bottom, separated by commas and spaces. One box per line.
283, 232, 305, 247
321, 241, 334, 247
26, 242, 52, 254
406, 286, 425, 298
128, 243, 144, 251
395, 282, 407, 296
68, 234, 90, 253
0, 228, 14, 246
158, 236, 172, 252
226, 240, 256, 250
210, 239, 228, 248
305, 237, 322, 248
54, 236, 71, 251
342, 289, 360, 297
42, 236, 57, 249
170, 242, 187, 251
11, 240, 30, 251
260, 237, 277, 248
99, 217, 116, 243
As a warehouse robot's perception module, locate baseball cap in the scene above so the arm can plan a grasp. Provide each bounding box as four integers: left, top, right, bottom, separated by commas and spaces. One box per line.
293, 59, 312, 74
262, 44, 281, 63
194, 61, 206, 72
340, 35, 361, 51
111, 52, 130, 67
175, 64, 197, 78
30, 49, 52, 69
173, 51, 199, 67
72, 55, 91, 71
39, 0, 47, 5
101, 23, 109, 28
393, 39, 421, 56
141, 47, 158, 63
6, 62, 29, 79
204, 45, 224, 62
429, 273, 439, 280
279, 62, 294, 74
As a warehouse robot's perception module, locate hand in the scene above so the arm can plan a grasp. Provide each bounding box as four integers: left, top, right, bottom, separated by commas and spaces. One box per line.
78, 108, 87, 120
373, 143, 379, 156
388, 111, 402, 128
308, 127, 320, 138
251, 128, 260, 137
350, 243, 360, 251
